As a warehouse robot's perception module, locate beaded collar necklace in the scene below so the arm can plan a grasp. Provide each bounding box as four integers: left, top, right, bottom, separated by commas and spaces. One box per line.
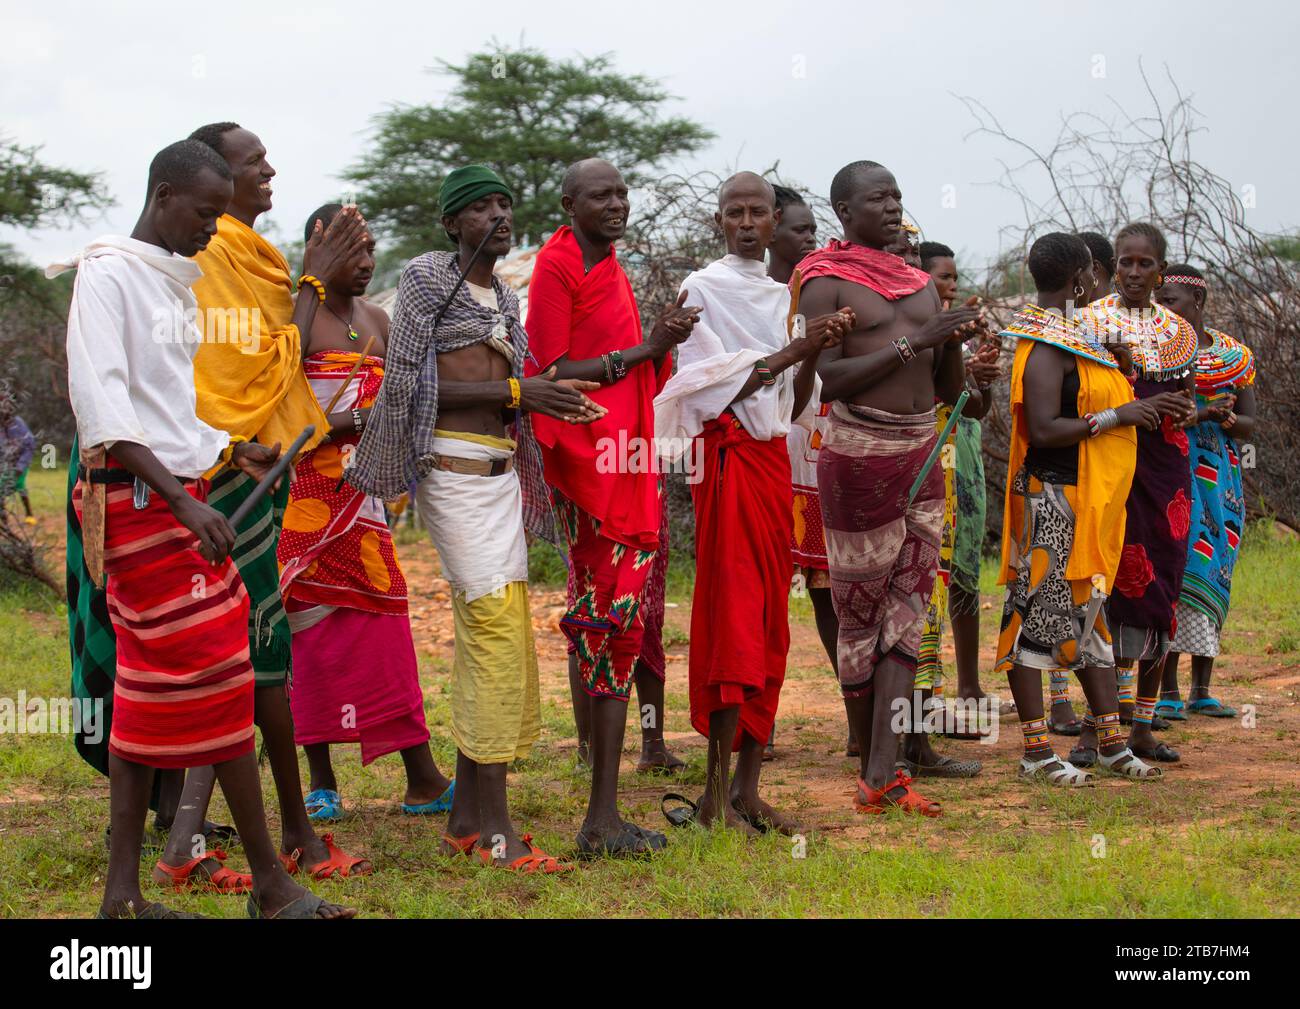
999, 303, 1119, 367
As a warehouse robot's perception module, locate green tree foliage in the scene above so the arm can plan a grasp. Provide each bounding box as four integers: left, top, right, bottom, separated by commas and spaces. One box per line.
345, 44, 714, 271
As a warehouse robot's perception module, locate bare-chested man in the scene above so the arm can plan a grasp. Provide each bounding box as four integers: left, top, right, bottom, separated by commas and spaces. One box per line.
800, 161, 982, 816
348, 165, 603, 870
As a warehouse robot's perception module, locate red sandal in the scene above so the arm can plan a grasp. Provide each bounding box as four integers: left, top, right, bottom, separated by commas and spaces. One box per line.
441, 831, 480, 857
854, 769, 942, 817
152, 849, 253, 894
475, 833, 573, 874
279, 833, 373, 880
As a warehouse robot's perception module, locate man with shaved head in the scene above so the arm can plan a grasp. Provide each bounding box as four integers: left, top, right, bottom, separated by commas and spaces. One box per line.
800, 161, 983, 817
526, 158, 699, 856
655, 172, 852, 832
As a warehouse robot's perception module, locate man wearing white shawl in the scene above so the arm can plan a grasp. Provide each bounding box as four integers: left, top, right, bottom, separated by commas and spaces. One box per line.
654, 172, 853, 834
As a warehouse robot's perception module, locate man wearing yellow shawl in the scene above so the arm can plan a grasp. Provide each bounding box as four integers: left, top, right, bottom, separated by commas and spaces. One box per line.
153, 122, 374, 884
995, 234, 1184, 785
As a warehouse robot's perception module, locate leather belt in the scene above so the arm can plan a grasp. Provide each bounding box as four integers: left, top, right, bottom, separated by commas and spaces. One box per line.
432, 454, 513, 477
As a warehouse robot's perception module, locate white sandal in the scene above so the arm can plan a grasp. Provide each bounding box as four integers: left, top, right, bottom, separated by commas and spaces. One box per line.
1019, 753, 1094, 787
1098, 747, 1162, 779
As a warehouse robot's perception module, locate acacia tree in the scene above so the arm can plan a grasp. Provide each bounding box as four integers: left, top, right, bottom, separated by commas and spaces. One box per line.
345, 43, 715, 272
957, 67, 1300, 533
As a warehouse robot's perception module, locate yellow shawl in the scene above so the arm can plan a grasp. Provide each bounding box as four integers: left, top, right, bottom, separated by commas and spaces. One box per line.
193, 215, 326, 454
999, 339, 1137, 593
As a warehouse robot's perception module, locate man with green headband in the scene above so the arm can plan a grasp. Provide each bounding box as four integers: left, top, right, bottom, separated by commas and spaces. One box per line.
350, 164, 604, 872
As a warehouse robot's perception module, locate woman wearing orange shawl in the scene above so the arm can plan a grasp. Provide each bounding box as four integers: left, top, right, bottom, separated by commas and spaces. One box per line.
525, 159, 700, 858
996, 233, 1182, 785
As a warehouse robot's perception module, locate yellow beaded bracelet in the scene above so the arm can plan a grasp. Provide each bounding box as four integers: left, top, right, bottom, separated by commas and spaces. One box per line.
298, 274, 326, 302
507, 377, 522, 409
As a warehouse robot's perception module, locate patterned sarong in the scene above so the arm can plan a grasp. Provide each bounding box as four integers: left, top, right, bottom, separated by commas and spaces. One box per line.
1172, 330, 1254, 658
789, 404, 830, 584
818, 402, 945, 694
279, 353, 406, 615
207, 468, 291, 685
951, 415, 986, 598
995, 472, 1115, 671
636, 493, 670, 680
74, 470, 255, 768
553, 489, 658, 701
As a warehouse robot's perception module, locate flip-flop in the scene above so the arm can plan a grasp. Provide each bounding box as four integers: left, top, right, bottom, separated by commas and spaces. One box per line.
304, 788, 343, 822
475, 833, 574, 874
576, 821, 668, 859
1188, 697, 1237, 718
280, 833, 373, 880
1048, 717, 1084, 736
1068, 745, 1098, 768
441, 831, 480, 857
898, 754, 982, 778
661, 793, 698, 828
1154, 699, 1188, 721
401, 779, 455, 815
245, 892, 353, 920
854, 770, 942, 817
152, 849, 252, 894
1131, 742, 1181, 762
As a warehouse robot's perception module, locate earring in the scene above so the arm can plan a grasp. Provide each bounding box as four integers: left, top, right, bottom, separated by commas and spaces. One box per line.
1156, 274, 1164, 288
1074, 284, 1085, 299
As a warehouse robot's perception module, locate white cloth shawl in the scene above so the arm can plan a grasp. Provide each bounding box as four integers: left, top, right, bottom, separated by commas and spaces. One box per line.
49, 235, 229, 477
654, 255, 817, 462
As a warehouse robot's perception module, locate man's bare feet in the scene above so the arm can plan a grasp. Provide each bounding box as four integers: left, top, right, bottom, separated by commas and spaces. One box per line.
636, 739, 686, 774
695, 795, 759, 835
731, 794, 801, 836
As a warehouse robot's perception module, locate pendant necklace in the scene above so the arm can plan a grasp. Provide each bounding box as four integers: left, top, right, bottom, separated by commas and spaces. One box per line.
325, 301, 359, 341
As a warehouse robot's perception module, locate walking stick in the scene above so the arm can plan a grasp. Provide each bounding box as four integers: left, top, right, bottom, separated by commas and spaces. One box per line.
323, 335, 378, 416
229, 425, 315, 529
907, 390, 968, 507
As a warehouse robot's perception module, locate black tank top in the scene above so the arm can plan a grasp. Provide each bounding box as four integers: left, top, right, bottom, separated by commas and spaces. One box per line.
1025, 365, 1081, 484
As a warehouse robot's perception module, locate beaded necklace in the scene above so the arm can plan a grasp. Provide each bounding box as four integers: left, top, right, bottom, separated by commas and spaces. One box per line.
1194, 329, 1255, 395
999, 303, 1119, 367
1079, 294, 1197, 380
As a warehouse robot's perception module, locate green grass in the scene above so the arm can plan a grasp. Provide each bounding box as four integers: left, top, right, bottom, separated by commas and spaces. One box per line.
1, 466, 1297, 917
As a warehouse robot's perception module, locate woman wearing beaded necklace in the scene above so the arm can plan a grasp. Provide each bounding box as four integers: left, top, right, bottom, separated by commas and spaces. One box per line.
994, 233, 1184, 785
1073, 223, 1198, 768
1154, 266, 1256, 720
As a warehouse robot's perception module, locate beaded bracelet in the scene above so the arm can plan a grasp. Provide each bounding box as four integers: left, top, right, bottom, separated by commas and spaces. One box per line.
507, 377, 522, 409
610, 349, 628, 381
755, 358, 777, 387
600, 353, 614, 384
893, 337, 916, 364
297, 274, 326, 303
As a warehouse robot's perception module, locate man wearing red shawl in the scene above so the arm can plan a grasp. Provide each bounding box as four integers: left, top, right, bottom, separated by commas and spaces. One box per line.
799, 161, 983, 817
526, 158, 700, 856
654, 172, 852, 834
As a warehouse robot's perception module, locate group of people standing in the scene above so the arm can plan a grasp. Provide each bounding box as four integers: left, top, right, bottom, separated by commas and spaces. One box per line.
56, 124, 1254, 918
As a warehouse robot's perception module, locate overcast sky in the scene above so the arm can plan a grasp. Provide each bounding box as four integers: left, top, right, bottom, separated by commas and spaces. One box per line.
4, 0, 1295, 273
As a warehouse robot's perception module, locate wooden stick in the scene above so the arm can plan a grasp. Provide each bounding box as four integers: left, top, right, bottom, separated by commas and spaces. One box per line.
323, 335, 377, 416
786, 268, 803, 336
907, 390, 969, 506
229, 426, 315, 530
